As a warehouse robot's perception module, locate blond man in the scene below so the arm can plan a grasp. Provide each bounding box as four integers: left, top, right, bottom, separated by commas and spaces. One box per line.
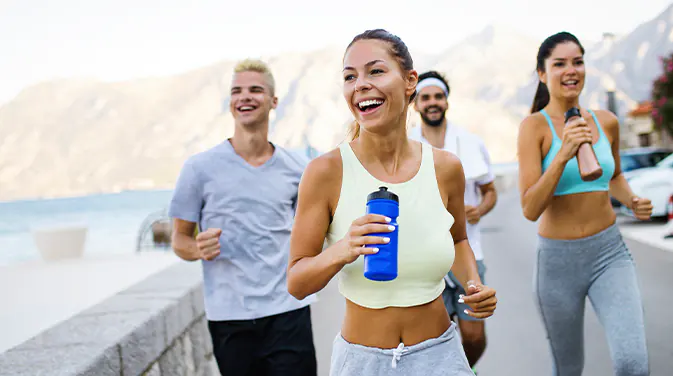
169, 59, 317, 376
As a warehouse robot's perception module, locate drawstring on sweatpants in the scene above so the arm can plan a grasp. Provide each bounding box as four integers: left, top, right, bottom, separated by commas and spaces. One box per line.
391, 342, 407, 368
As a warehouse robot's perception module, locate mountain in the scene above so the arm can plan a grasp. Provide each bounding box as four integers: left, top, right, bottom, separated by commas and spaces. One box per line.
592, 4, 673, 102
1, 6, 672, 201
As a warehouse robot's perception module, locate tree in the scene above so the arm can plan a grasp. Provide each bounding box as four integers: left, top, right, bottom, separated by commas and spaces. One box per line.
652, 53, 673, 138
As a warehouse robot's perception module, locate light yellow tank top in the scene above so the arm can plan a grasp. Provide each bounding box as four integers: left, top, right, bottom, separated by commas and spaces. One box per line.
325, 141, 456, 309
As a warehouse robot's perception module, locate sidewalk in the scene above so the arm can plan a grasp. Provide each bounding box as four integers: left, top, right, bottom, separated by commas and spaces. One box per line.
0, 251, 180, 354
617, 216, 673, 253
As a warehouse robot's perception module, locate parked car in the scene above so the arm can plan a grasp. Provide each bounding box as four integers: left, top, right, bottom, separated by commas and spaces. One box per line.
611, 147, 673, 207
620, 153, 673, 218
621, 147, 673, 175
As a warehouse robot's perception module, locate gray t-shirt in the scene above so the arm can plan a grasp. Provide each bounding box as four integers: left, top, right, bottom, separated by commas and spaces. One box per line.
168, 140, 316, 321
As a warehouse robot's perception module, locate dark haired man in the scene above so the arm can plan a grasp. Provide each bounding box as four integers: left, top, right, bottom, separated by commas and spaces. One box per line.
409, 70, 498, 374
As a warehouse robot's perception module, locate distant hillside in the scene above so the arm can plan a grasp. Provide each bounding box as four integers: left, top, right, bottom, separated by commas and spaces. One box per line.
1, 5, 672, 201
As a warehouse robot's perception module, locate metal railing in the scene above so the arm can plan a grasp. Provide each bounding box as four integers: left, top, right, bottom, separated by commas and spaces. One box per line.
135, 208, 172, 252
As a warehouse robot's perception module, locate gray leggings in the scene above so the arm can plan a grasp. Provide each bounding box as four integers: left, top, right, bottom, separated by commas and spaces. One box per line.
533, 223, 649, 376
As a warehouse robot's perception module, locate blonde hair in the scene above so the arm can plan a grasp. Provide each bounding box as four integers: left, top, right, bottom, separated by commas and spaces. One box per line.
233, 58, 276, 96
347, 120, 360, 141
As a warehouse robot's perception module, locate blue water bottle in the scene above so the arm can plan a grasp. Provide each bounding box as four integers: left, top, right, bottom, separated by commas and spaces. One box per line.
364, 186, 399, 281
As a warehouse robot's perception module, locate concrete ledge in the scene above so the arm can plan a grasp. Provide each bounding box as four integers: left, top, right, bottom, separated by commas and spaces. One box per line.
0, 262, 217, 376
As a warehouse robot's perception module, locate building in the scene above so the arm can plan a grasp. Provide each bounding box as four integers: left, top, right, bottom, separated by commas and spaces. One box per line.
623, 101, 673, 148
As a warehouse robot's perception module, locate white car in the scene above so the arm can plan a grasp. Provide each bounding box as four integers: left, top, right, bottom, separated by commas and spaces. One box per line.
621, 154, 673, 218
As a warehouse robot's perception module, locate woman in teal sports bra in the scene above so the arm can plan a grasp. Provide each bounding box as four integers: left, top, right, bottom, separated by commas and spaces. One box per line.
517, 31, 652, 376
286, 29, 497, 375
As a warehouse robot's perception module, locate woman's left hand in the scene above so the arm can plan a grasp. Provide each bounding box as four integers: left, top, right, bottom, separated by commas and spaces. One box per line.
630, 196, 653, 221
459, 281, 497, 319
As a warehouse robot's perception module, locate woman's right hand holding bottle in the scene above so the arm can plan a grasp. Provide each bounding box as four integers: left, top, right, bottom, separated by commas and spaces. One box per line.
559, 117, 593, 162
331, 214, 394, 265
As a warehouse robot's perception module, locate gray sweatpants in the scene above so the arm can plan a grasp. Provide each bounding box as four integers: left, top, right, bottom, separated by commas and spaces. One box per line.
329, 322, 473, 375
533, 223, 649, 376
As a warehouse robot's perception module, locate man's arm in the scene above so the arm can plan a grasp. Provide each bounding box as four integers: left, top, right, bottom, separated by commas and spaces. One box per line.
171, 219, 221, 261
477, 182, 497, 217
172, 219, 200, 261
477, 139, 497, 216
291, 151, 312, 215
168, 158, 205, 261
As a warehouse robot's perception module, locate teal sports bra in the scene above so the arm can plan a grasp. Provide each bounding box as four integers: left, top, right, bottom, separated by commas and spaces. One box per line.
540, 109, 615, 196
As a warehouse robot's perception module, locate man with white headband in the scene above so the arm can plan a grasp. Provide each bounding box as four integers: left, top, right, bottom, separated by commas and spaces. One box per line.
409, 70, 497, 375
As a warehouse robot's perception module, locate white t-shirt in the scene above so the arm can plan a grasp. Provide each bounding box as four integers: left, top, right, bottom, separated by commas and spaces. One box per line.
408, 123, 495, 261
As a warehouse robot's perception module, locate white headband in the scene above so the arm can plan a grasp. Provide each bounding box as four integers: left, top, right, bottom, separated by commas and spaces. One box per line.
416, 77, 449, 97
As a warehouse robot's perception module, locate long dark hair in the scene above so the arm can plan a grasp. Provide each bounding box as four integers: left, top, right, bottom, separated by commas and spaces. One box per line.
345, 29, 416, 140
530, 32, 585, 113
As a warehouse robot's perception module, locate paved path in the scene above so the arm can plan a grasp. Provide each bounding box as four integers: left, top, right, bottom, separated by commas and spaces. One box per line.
617, 214, 673, 253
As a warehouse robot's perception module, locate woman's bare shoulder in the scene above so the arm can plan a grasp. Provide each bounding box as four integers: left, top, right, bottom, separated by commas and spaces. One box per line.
300, 147, 343, 192
430, 146, 464, 188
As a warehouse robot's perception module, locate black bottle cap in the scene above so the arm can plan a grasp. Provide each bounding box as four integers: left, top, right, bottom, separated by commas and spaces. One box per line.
564, 107, 581, 122
367, 186, 399, 203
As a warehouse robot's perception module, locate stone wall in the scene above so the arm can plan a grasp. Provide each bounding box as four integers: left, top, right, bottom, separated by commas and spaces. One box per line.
0, 261, 218, 376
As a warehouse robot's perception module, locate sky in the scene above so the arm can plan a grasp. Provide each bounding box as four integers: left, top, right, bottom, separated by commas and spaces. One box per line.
0, 0, 671, 104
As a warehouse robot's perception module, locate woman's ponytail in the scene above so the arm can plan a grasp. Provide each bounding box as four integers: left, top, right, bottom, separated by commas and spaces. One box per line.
530, 81, 550, 114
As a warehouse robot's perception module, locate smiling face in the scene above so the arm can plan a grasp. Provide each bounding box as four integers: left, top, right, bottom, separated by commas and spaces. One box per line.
414, 85, 448, 127
342, 39, 417, 134
539, 41, 585, 101
229, 71, 277, 128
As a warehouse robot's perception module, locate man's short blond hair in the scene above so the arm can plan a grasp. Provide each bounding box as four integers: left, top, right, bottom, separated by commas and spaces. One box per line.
233, 59, 276, 96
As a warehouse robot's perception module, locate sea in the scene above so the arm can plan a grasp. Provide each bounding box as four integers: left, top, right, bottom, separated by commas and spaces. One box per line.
0, 189, 176, 266
0, 161, 519, 267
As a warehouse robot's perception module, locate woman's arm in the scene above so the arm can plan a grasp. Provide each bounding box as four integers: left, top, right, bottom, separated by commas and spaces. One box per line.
286, 153, 346, 300
601, 111, 653, 220
436, 150, 480, 288
517, 115, 567, 221
604, 111, 636, 205
518, 114, 593, 221
286, 151, 392, 300
435, 149, 497, 319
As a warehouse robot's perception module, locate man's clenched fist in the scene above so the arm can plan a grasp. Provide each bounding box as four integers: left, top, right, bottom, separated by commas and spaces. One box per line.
196, 228, 222, 261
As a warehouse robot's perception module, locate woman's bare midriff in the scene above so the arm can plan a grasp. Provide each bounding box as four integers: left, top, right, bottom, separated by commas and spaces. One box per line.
539, 191, 617, 240
339, 295, 450, 349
